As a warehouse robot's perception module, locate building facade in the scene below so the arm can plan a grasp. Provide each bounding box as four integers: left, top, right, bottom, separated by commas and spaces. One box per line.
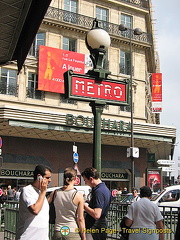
0, 0, 176, 191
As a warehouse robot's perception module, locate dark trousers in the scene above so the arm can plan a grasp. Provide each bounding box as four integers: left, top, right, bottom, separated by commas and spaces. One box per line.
91, 218, 107, 240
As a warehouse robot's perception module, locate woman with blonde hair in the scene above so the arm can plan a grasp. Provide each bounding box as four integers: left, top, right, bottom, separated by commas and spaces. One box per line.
49, 167, 86, 240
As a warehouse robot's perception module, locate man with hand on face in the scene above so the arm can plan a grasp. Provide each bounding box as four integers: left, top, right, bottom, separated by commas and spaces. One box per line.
16, 164, 52, 240
81, 167, 111, 240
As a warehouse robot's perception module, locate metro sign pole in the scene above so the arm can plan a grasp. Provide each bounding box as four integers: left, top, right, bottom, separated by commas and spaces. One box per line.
64, 19, 130, 175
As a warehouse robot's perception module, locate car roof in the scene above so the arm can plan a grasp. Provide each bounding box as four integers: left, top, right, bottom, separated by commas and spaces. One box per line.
164, 185, 180, 191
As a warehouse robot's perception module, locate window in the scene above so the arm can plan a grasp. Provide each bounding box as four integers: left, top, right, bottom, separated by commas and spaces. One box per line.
96, 6, 109, 30
161, 190, 180, 202
27, 73, 44, 100
120, 94, 131, 112
64, 0, 78, 23
120, 50, 131, 75
0, 68, 17, 96
64, 0, 77, 12
63, 37, 77, 52
121, 14, 132, 28
96, 6, 108, 22
61, 95, 77, 105
29, 32, 45, 57
121, 14, 132, 38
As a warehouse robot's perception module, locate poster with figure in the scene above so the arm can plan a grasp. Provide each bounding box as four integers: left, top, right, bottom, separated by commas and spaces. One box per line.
38, 46, 86, 94
151, 73, 162, 112
147, 169, 161, 193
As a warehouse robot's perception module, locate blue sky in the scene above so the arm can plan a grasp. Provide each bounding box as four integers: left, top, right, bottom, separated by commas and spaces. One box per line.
152, 0, 180, 177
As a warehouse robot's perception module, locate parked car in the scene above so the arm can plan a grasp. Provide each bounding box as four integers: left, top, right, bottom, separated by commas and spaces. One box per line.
151, 185, 180, 212
120, 193, 135, 204
119, 192, 158, 204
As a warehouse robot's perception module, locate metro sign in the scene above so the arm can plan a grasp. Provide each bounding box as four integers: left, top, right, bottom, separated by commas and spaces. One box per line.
64, 70, 130, 105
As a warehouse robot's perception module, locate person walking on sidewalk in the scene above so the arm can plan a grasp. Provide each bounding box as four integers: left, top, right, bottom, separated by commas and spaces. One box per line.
125, 186, 164, 240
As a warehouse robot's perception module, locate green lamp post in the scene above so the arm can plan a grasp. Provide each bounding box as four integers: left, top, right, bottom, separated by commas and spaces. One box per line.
85, 19, 111, 174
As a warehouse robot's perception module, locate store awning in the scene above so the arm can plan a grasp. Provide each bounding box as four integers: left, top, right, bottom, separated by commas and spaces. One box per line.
0, 0, 52, 73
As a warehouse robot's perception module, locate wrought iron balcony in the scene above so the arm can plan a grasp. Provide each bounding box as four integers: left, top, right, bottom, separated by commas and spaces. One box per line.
61, 95, 77, 105
119, 0, 149, 8
0, 83, 18, 96
45, 7, 152, 45
26, 87, 44, 100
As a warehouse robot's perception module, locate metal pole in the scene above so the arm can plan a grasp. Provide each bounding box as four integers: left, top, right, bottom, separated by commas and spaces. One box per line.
90, 101, 105, 176
130, 30, 135, 189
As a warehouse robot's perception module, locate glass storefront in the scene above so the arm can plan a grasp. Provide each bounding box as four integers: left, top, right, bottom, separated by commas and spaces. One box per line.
0, 178, 33, 190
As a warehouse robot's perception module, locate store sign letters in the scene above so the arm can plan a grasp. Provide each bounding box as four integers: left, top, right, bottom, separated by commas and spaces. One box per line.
66, 114, 131, 132
0, 169, 34, 178
101, 172, 128, 180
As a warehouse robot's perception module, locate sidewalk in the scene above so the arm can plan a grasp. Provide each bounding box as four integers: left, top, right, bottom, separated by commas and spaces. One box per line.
0, 232, 3, 240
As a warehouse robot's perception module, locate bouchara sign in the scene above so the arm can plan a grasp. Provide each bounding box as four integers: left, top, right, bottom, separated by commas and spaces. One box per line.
66, 114, 131, 132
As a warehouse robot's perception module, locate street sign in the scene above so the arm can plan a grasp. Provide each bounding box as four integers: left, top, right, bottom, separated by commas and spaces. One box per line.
73, 145, 77, 153
157, 160, 175, 165
73, 152, 79, 163
161, 167, 175, 172
64, 71, 130, 106
127, 147, 139, 158
112, 189, 118, 197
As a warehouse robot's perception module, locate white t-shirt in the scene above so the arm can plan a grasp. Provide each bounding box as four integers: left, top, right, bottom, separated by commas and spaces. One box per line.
126, 197, 163, 228
16, 184, 49, 240
130, 195, 140, 203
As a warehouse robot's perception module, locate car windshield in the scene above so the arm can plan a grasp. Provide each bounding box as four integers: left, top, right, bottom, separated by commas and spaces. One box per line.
151, 193, 158, 200
121, 194, 139, 203
151, 189, 165, 201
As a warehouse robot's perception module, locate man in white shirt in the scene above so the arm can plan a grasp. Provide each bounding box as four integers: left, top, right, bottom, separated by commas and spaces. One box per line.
16, 164, 52, 240
125, 186, 164, 240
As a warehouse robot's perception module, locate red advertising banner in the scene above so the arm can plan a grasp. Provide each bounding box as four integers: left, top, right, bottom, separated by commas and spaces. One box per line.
152, 73, 162, 102
38, 46, 85, 94
152, 73, 162, 113
71, 76, 127, 101
147, 169, 161, 192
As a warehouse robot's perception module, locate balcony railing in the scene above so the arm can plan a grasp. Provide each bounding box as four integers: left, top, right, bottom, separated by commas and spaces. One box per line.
45, 7, 152, 45
26, 87, 44, 100
0, 83, 18, 97
120, 0, 149, 8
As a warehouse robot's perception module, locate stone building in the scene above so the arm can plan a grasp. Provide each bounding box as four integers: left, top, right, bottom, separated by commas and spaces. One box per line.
0, 0, 176, 191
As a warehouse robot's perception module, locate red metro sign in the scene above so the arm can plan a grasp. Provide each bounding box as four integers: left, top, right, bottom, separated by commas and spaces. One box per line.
64, 71, 129, 105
